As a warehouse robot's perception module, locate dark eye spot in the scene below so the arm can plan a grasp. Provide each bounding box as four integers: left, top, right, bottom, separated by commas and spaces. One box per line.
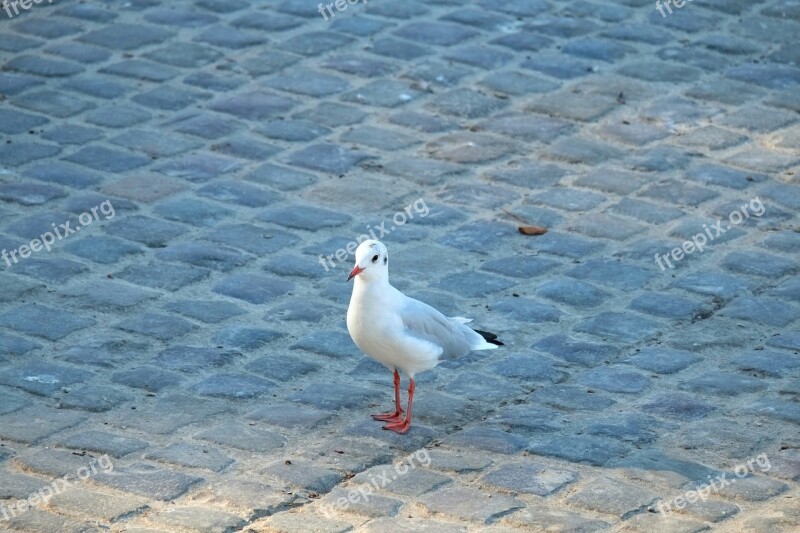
384, 257, 387, 265
371, 255, 379, 263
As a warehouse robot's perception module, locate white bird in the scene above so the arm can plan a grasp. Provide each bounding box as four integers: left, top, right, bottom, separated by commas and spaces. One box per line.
346, 240, 503, 434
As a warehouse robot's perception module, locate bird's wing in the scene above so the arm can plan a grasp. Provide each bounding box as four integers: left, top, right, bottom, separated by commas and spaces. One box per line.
398, 297, 474, 360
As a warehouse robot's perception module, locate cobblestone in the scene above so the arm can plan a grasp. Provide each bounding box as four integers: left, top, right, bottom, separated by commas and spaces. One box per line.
0, 304, 94, 341
722, 296, 798, 327
0, 2, 797, 531
13, 90, 94, 119
151, 507, 246, 533
288, 143, 372, 174
155, 241, 248, 271
535, 278, 608, 307
194, 374, 275, 399
246, 403, 327, 429
575, 311, 662, 343
266, 69, 349, 98
523, 54, 595, 79
0, 406, 85, 444
679, 372, 768, 396
112, 366, 183, 392
6, 55, 84, 77
0, 142, 61, 166
55, 384, 131, 412
3, 509, 93, 533
116, 312, 197, 341
628, 293, 707, 320
116, 262, 211, 291
213, 273, 291, 304
567, 477, 658, 517
489, 353, 569, 385
670, 271, 750, 300
291, 383, 380, 411
265, 462, 343, 493
640, 393, 716, 421
483, 462, 578, 496
428, 88, 508, 118
531, 384, 616, 412
576, 366, 651, 394
260, 512, 352, 533
49, 488, 148, 523
196, 422, 286, 453
195, 25, 269, 49
95, 463, 203, 501
508, 506, 612, 531
723, 250, 798, 278
11, 257, 87, 284
445, 427, 528, 454
56, 430, 148, 458
417, 486, 523, 524
54, 337, 144, 369
625, 347, 701, 374
712, 475, 789, 502
532, 434, 631, 466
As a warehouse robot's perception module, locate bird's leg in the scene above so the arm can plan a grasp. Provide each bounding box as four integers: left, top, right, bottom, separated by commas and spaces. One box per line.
372, 368, 404, 422
384, 379, 414, 434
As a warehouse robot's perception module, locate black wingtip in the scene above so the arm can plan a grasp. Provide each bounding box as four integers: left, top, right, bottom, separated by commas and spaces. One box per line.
473, 329, 504, 346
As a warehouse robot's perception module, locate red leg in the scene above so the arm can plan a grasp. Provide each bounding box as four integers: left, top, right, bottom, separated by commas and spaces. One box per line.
372, 369, 404, 422
384, 379, 414, 434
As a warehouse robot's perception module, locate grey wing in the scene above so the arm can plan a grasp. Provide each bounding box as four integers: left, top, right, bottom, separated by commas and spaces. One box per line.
399, 297, 474, 360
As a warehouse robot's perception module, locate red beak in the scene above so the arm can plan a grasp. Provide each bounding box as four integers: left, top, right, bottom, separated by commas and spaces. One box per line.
347, 265, 364, 282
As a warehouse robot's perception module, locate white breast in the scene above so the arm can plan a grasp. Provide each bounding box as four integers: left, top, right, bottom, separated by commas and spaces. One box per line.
347, 283, 441, 378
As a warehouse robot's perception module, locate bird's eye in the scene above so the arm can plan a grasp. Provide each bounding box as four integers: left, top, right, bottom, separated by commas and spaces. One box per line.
371, 254, 379, 263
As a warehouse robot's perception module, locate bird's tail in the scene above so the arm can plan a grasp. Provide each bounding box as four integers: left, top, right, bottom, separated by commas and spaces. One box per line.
472, 329, 504, 347
451, 317, 503, 350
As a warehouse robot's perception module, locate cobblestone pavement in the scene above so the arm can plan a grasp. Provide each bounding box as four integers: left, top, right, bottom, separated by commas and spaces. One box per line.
0, 0, 798, 531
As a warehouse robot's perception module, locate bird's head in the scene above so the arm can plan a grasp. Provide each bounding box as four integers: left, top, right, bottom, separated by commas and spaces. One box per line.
347, 240, 388, 283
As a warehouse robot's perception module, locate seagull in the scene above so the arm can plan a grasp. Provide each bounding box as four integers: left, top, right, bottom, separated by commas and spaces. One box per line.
346, 240, 503, 434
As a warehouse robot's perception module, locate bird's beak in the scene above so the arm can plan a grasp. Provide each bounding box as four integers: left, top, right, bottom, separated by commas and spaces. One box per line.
347, 264, 364, 282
